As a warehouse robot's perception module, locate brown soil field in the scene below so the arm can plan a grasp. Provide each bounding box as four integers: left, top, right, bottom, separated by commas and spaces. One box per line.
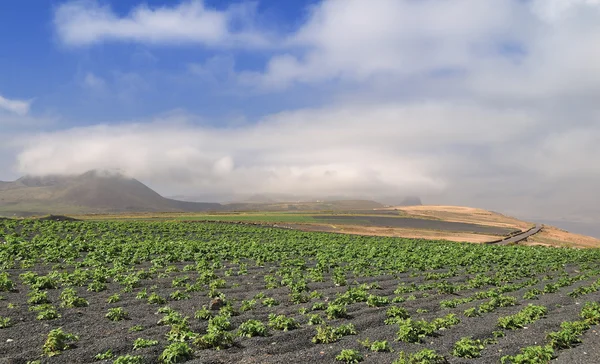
390, 206, 533, 231
523, 225, 600, 249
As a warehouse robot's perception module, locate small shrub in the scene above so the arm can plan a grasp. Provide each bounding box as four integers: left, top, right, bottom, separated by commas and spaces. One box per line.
326, 304, 348, 319
336, 349, 363, 363
497, 304, 547, 330
360, 338, 392, 352
546, 320, 589, 349
238, 319, 268, 337
87, 281, 107, 292
43, 328, 78, 357
159, 342, 193, 363
0, 273, 15, 291
366, 294, 389, 307
500, 345, 554, 364
170, 290, 190, 301
194, 306, 212, 320
133, 338, 159, 350
307, 314, 324, 325
312, 325, 339, 344
580, 301, 600, 324
312, 302, 327, 311
158, 311, 186, 326
335, 323, 357, 336
262, 297, 280, 307
208, 315, 232, 331
94, 349, 114, 360
268, 314, 300, 331
107, 293, 121, 303
493, 330, 505, 338
148, 293, 167, 304
106, 307, 129, 321
59, 288, 88, 308
0, 315, 12, 328
240, 299, 257, 312
27, 290, 50, 305
194, 329, 235, 350
452, 337, 484, 358
393, 349, 447, 364
32, 304, 60, 320
113, 355, 144, 364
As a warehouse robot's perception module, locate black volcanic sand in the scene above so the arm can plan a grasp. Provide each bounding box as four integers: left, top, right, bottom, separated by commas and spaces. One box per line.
1, 260, 600, 364
37, 215, 81, 222
311, 215, 517, 235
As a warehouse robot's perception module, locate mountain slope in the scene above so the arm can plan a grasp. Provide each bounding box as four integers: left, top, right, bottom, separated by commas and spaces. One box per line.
0, 170, 221, 215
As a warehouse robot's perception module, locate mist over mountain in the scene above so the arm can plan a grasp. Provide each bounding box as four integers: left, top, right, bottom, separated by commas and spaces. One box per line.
0, 170, 221, 215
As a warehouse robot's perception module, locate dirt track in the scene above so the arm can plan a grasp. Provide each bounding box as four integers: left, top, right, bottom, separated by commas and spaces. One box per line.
311, 215, 518, 235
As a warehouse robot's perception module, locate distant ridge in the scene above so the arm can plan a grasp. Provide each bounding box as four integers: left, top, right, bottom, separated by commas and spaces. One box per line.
0, 170, 387, 216
0, 170, 221, 216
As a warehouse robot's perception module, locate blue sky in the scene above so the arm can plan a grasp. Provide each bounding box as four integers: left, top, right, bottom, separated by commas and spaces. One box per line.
0, 0, 324, 123
1, 0, 600, 235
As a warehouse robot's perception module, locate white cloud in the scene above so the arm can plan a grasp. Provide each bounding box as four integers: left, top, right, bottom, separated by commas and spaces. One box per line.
82, 72, 106, 90
54, 0, 270, 47
243, 0, 525, 88
13, 101, 548, 204
0, 94, 32, 116
243, 0, 600, 97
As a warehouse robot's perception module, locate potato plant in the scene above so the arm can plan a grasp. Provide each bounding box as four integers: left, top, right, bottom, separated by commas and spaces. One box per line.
0, 219, 599, 363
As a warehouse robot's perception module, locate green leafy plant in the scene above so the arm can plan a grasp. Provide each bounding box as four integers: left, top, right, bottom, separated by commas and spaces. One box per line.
194, 306, 212, 320
366, 294, 389, 307
43, 328, 79, 357
0, 315, 12, 328
546, 320, 589, 349
307, 313, 324, 325
158, 342, 193, 364
0, 273, 15, 291
262, 297, 280, 307
312, 323, 357, 344
87, 281, 107, 292
170, 290, 190, 301
359, 338, 392, 352
463, 307, 479, 317
106, 307, 129, 321
107, 293, 121, 303
268, 314, 300, 331
59, 288, 88, 307
31, 304, 60, 320
497, 304, 547, 330
240, 299, 257, 312
580, 301, 600, 324
194, 328, 234, 350
336, 349, 363, 363
27, 290, 50, 305
94, 349, 114, 360
312, 302, 327, 311
133, 338, 159, 350
452, 337, 484, 358
237, 319, 269, 337
393, 349, 447, 364
113, 354, 144, 364
148, 292, 167, 304
326, 303, 348, 319
500, 345, 554, 364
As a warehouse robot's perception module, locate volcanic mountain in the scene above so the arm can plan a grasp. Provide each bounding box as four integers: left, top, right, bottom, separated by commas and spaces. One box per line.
0, 170, 221, 216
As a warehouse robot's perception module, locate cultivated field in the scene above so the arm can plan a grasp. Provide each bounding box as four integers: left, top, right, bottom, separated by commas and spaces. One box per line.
1, 220, 600, 363
75, 209, 528, 244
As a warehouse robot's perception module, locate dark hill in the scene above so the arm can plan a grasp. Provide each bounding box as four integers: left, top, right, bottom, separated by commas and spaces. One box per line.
0, 170, 221, 215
